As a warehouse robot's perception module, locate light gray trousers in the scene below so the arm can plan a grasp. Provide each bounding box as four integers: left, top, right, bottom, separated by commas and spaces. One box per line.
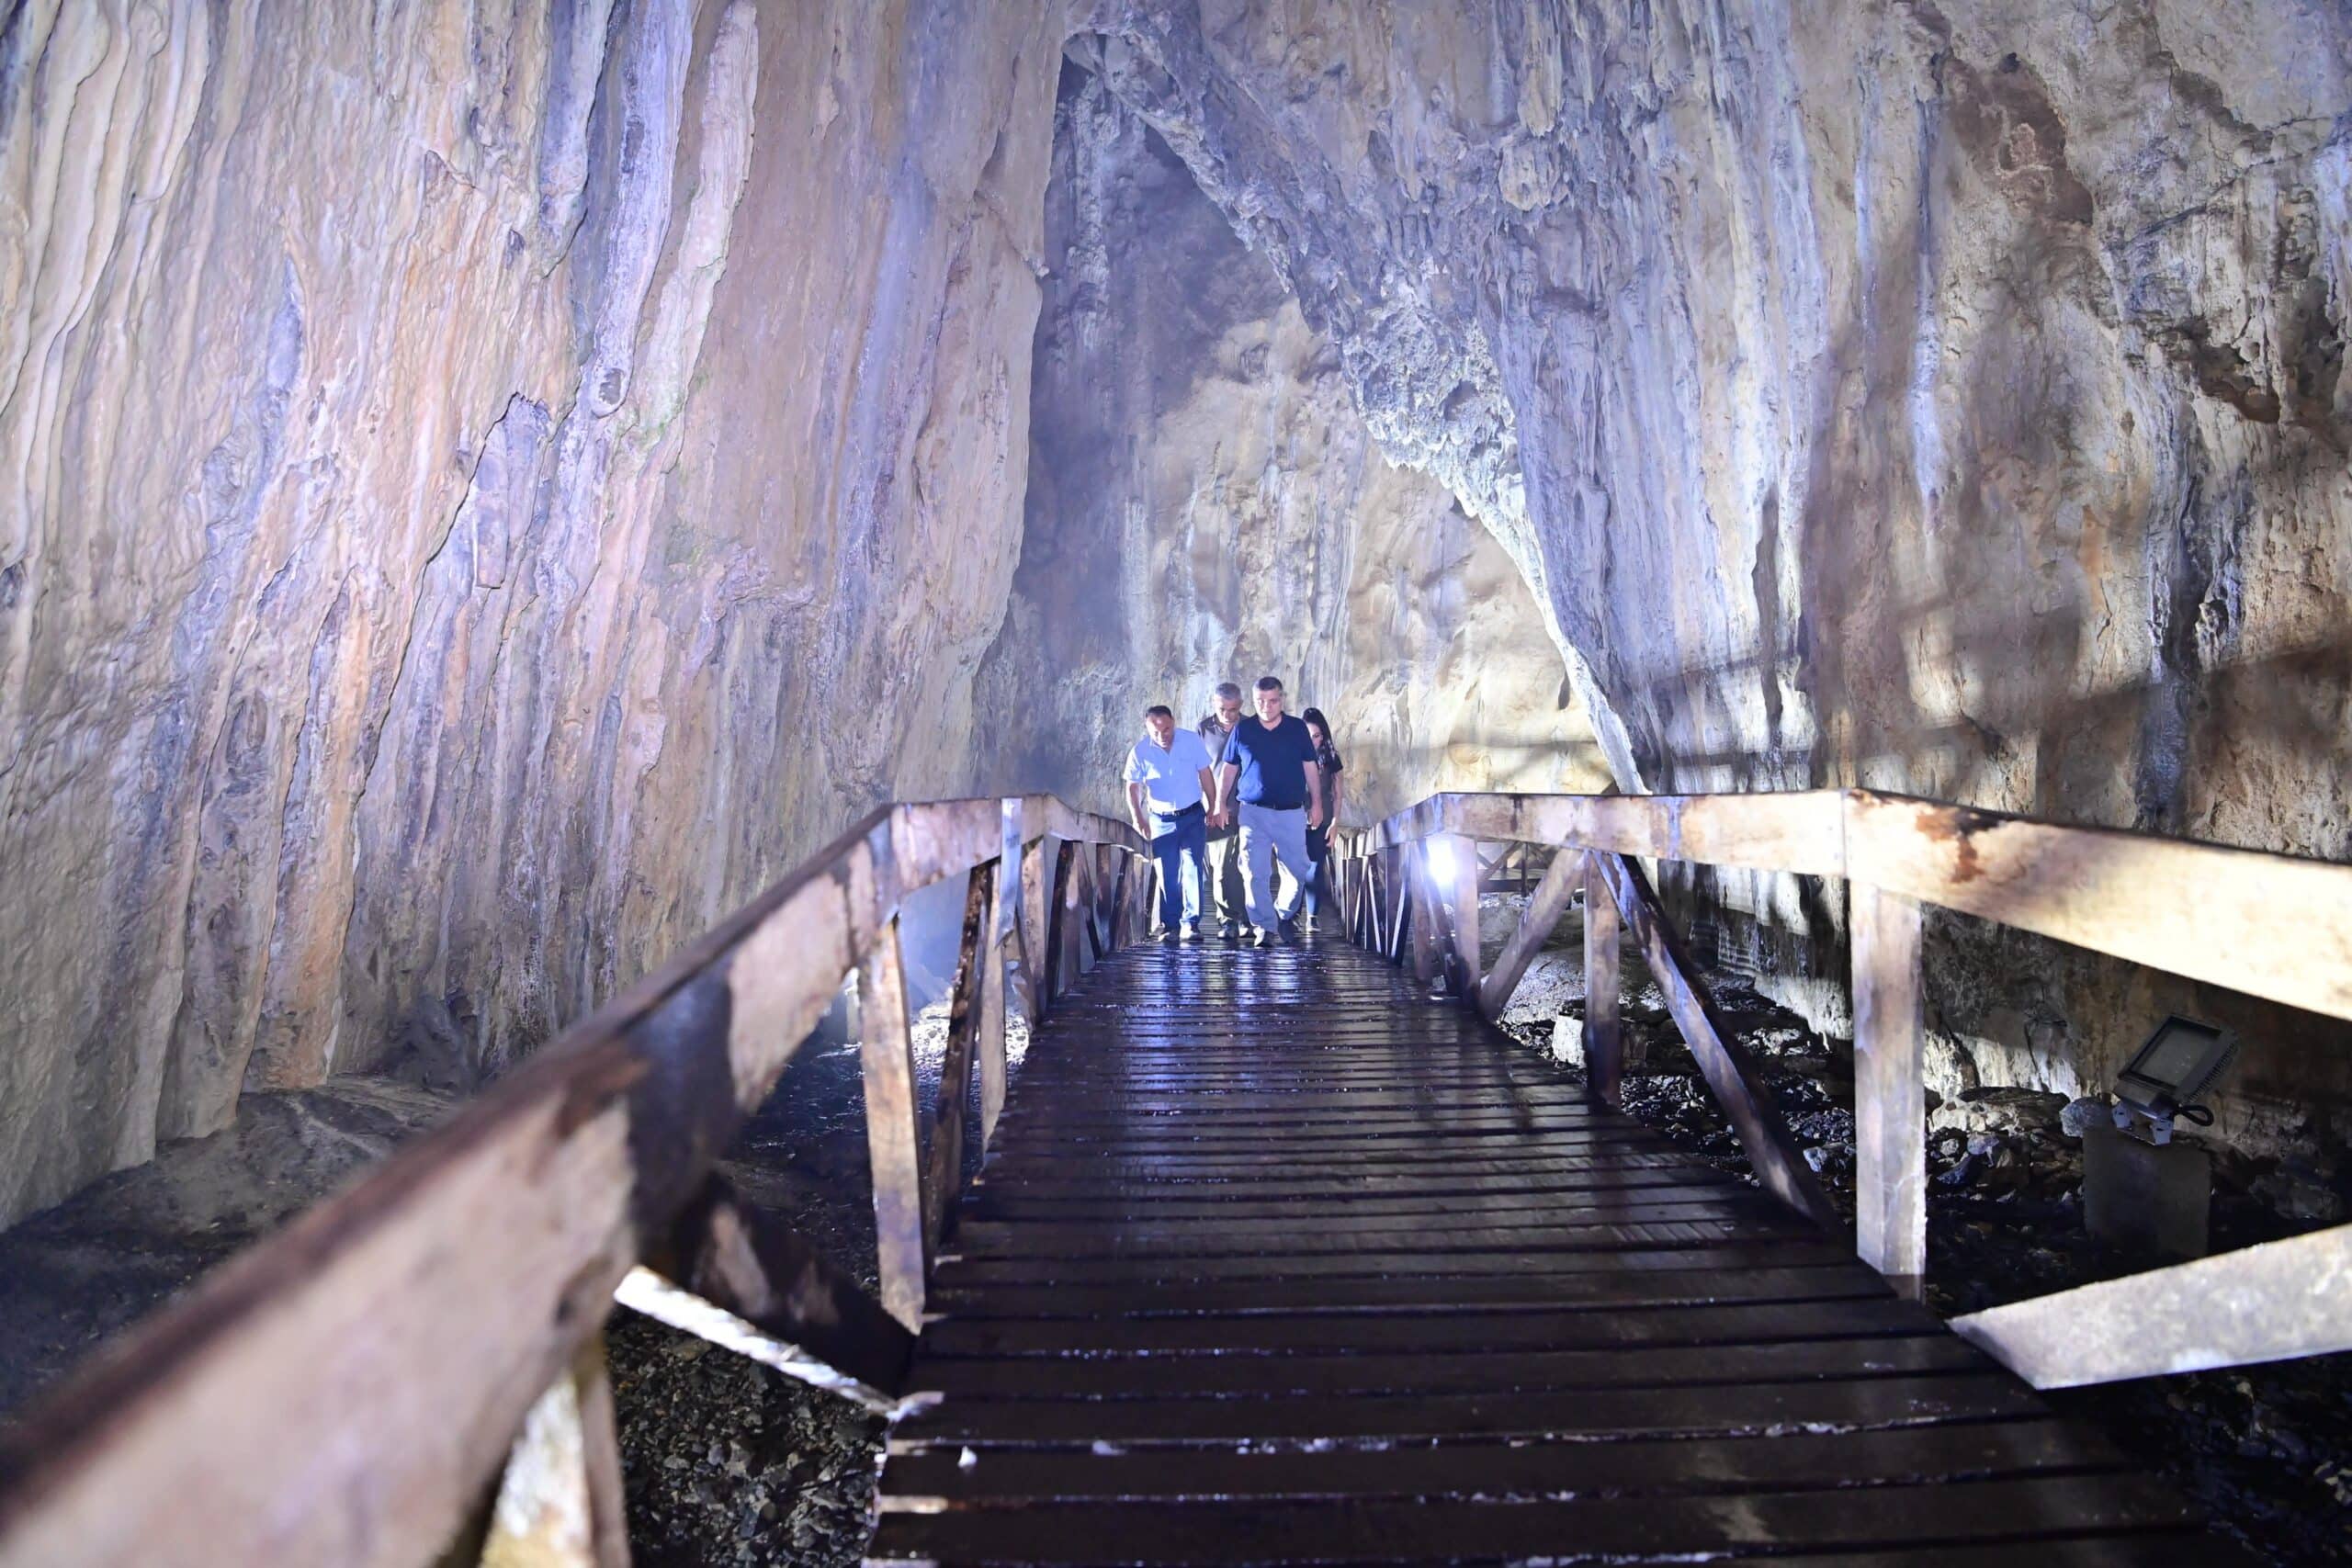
1238, 802, 1313, 930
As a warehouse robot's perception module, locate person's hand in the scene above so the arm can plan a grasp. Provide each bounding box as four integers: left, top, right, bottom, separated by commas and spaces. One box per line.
1306, 803, 1325, 831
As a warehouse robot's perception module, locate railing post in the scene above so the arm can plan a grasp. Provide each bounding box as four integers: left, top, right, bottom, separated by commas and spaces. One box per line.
1019, 833, 1048, 1019
1853, 886, 1927, 1300
1385, 845, 1409, 964
479, 1337, 628, 1568
1048, 840, 1081, 996
1447, 834, 1482, 998
1409, 842, 1440, 986
1128, 849, 1153, 942
859, 917, 928, 1329
922, 863, 996, 1252
981, 802, 1021, 1148
1583, 853, 1623, 1107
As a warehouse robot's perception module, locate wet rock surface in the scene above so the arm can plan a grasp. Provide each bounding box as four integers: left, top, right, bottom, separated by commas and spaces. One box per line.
977, 65, 1610, 825
0, 0, 1071, 1229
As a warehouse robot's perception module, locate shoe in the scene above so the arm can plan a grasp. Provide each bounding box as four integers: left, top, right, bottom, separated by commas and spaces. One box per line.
1158, 927, 1180, 944
1251, 927, 1274, 947
1182, 922, 1202, 942
1277, 917, 1302, 943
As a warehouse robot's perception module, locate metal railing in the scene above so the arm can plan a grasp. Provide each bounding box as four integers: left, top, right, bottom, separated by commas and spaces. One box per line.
0, 795, 1149, 1568
1329, 788, 2352, 1391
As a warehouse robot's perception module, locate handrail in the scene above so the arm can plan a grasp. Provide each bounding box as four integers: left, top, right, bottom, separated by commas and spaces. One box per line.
0, 795, 1149, 1568
1330, 787, 2352, 1391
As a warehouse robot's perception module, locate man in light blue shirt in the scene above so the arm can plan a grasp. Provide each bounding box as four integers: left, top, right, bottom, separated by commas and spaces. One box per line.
1125, 705, 1217, 942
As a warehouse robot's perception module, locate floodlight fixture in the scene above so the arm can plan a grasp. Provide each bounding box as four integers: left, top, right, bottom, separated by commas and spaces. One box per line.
2110, 1014, 2237, 1145
1423, 838, 1458, 886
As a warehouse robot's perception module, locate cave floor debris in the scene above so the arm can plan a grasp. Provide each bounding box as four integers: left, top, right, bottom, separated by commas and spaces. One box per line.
868, 935, 2235, 1565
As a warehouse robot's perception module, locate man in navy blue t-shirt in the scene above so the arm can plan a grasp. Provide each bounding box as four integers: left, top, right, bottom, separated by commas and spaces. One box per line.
1206, 676, 1325, 944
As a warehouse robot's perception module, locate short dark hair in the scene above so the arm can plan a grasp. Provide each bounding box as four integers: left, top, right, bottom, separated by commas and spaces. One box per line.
1254, 675, 1283, 694
1144, 704, 1173, 720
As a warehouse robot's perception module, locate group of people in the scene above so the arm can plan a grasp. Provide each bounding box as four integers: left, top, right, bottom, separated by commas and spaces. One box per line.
1122, 676, 1346, 946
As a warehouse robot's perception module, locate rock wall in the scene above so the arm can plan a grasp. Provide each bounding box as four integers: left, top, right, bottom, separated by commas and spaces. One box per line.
0, 0, 1067, 1224
1068, 2, 2352, 1145
978, 64, 1605, 822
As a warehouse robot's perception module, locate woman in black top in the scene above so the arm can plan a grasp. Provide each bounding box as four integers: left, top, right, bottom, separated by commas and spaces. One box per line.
1301, 707, 1344, 931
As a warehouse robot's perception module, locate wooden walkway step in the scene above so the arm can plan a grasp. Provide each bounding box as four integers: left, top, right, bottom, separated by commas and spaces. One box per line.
869, 939, 2241, 1566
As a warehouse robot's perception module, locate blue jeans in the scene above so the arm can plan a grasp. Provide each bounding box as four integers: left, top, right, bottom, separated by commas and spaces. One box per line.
1149, 807, 1208, 931
1238, 802, 1312, 930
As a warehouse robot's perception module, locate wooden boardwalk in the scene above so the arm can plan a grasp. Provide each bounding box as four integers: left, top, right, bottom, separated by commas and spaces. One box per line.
870, 937, 2234, 1565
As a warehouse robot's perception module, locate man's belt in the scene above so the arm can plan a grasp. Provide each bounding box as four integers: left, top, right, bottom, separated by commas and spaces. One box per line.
1151, 802, 1205, 822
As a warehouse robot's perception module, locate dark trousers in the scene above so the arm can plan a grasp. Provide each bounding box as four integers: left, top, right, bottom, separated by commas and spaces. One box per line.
1150, 807, 1208, 931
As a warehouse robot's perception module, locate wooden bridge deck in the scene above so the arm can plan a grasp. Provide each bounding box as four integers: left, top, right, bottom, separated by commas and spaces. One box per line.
868, 938, 2232, 1566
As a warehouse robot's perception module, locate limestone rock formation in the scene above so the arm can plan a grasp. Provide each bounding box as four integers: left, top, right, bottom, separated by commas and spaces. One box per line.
0, 0, 1069, 1224
978, 66, 1606, 822
1066, 0, 2352, 1143
3, 0, 2347, 1221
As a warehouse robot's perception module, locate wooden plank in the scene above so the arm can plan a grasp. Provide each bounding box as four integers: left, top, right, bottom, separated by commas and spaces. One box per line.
480, 1337, 628, 1568
893, 1371, 2037, 1445
867, 1474, 2201, 1565
860, 919, 928, 1329
932, 1237, 1825, 1287
877, 1417, 2123, 1505
952, 1194, 1753, 1246
1583, 852, 1623, 1107
917, 1336, 1984, 1400
922, 1263, 1892, 1319
1592, 852, 1840, 1231
1844, 788, 2352, 1022
634, 1176, 911, 1396
1475, 846, 1583, 1020
952, 1206, 1785, 1258
0, 801, 1001, 1568
1853, 886, 1926, 1298
922, 863, 995, 1252
1951, 1222, 2352, 1388
1447, 835, 1482, 998
1431, 789, 1849, 876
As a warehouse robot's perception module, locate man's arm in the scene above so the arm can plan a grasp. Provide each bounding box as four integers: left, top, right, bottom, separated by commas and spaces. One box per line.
1195, 765, 1216, 809
1305, 760, 1325, 829
1214, 761, 1239, 820
1126, 780, 1150, 835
